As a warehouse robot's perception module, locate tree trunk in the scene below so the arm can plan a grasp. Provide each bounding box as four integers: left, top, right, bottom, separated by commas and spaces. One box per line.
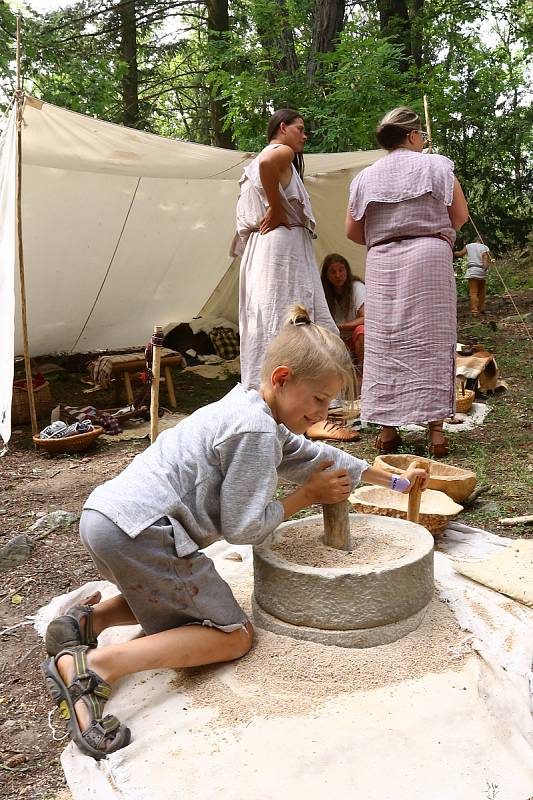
276, 0, 299, 75
308, 0, 345, 82
376, 0, 411, 73
206, 0, 235, 149
119, 0, 140, 129
409, 0, 424, 69
256, 0, 298, 85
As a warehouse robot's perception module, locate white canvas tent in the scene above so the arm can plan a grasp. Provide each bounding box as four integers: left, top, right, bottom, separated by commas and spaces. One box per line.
0, 96, 381, 443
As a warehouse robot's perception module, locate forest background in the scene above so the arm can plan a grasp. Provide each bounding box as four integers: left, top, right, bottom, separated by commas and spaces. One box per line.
0, 0, 531, 251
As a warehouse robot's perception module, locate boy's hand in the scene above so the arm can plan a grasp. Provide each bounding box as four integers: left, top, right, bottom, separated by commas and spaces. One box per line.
302, 461, 351, 505
403, 465, 429, 493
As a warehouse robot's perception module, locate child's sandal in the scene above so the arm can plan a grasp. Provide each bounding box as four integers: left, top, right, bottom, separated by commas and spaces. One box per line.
45, 592, 101, 656
41, 645, 130, 760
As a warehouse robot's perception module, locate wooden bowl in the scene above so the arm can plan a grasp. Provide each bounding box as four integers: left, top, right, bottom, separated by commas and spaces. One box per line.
455, 388, 475, 414
349, 486, 463, 534
33, 426, 104, 454
373, 454, 476, 503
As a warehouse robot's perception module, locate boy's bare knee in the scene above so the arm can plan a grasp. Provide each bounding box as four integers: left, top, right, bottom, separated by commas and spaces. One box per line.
230, 622, 254, 659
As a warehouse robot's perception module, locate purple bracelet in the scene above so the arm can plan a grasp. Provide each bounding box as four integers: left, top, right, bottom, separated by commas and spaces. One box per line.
390, 474, 411, 492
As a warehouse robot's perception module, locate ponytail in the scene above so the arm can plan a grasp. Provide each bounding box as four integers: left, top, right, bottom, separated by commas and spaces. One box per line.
260, 305, 356, 399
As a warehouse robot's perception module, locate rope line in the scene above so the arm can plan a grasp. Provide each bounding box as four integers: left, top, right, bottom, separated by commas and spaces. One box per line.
468, 214, 532, 345
423, 95, 531, 346
70, 177, 142, 352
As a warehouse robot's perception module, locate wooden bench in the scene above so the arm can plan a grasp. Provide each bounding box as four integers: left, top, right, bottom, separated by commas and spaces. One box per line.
110, 354, 184, 408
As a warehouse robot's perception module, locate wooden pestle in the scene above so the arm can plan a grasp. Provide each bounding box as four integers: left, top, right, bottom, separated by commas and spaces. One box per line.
407, 458, 430, 524
323, 500, 351, 551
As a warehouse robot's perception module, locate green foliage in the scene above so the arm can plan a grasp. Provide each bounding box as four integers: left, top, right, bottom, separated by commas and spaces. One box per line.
0, 1, 16, 112
303, 23, 410, 152
419, 0, 532, 251
1, 0, 531, 248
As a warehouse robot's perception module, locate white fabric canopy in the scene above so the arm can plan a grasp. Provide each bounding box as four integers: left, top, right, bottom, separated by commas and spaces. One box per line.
0, 96, 380, 443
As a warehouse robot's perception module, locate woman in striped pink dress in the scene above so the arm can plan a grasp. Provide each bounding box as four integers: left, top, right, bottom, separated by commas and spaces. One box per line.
346, 108, 469, 457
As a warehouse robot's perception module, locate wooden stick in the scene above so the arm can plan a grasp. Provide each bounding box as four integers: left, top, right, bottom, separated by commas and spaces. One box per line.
407, 459, 430, 525
123, 370, 134, 405
322, 501, 351, 551
499, 515, 533, 527
164, 365, 177, 408
150, 325, 163, 443
15, 17, 38, 439
423, 94, 433, 153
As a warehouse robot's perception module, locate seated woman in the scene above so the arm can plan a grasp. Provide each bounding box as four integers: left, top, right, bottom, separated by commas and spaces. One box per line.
321, 253, 365, 371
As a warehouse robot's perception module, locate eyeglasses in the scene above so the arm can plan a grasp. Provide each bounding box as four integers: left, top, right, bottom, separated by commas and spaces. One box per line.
401, 128, 430, 142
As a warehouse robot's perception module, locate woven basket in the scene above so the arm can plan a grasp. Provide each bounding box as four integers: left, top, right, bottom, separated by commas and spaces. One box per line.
33, 426, 103, 454
455, 388, 475, 414
12, 381, 54, 425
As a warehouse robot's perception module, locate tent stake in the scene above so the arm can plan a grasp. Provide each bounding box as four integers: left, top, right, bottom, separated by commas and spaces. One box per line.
150, 326, 163, 443
15, 16, 38, 439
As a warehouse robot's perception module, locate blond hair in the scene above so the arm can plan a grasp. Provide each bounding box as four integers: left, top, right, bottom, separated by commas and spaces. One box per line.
375, 106, 422, 150
260, 305, 356, 399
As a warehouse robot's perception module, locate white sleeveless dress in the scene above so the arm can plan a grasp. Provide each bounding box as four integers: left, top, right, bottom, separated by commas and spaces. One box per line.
235, 144, 337, 389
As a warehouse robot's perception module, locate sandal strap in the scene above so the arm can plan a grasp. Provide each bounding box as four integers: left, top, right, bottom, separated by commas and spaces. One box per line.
325, 418, 345, 431
64, 604, 98, 649
82, 715, 121, 750
65, 648, 112, 707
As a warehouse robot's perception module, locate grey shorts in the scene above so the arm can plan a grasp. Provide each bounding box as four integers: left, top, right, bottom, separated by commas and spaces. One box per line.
79, 509, 248, 635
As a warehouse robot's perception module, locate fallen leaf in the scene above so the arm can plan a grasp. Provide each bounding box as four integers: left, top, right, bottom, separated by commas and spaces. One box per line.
4, 754, 27, 768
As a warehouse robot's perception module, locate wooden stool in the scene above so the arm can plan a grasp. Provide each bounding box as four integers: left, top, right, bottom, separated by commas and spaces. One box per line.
110, 355, 183, 408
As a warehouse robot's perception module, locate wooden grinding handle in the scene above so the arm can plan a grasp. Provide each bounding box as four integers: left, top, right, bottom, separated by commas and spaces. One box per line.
407, 459, 429, 524
323, 500, 351, 551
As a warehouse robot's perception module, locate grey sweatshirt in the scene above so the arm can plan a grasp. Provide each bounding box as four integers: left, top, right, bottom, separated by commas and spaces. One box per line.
84, 384, 369, 556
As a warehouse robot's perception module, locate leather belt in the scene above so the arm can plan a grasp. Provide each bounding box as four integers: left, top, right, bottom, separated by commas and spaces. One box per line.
368, 233, 452, 250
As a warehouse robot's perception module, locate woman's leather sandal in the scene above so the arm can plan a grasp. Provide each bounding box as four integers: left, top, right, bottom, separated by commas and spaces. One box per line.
428, 425, 449, 458
375, 428, 402, 454
306, 419, 361, 442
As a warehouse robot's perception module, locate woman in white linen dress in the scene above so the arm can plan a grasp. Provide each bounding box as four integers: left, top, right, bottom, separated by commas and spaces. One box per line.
235, 109, 358, 442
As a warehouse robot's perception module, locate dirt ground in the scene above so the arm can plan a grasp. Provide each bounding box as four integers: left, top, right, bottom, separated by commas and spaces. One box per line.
0, 285, 531, 800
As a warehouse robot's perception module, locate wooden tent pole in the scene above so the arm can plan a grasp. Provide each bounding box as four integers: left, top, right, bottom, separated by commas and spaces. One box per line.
423, 94, 433, 154
15, 16, 38, 439
150, 326, 163, 443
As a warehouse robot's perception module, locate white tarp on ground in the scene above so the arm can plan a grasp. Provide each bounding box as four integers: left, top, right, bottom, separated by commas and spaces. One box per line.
0, 96, 380, 444
34, 524, 533, 800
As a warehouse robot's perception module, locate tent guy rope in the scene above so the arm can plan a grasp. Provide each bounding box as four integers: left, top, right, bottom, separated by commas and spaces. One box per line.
69, 176, 142, 353
468, 213, 533, 345
423, 94, 532, 347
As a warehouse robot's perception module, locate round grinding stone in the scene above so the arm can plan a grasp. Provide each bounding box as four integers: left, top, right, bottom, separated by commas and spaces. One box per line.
252, 513, 434, 647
